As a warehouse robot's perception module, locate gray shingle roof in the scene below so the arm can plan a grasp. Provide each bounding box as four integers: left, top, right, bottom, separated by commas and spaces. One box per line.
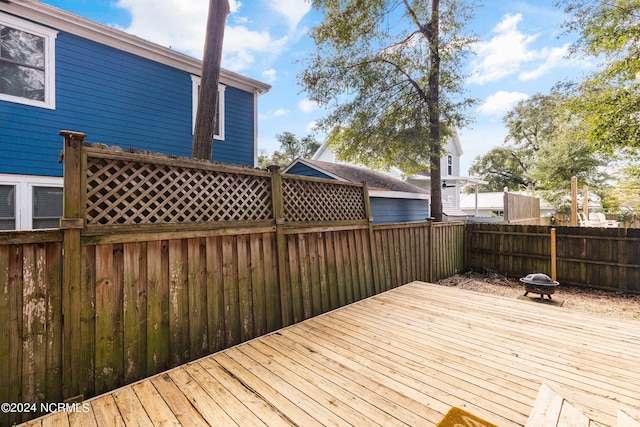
293, 159, 428, 194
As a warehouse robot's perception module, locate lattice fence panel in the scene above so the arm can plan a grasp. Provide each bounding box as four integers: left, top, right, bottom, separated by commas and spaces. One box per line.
282, 177, 366, 222
85, 156, 272, 225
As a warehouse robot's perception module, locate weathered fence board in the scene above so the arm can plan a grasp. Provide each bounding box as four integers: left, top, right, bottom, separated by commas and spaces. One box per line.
145, 240, 170, 375
0, 241, 64, 424
45, 242, 63, 406
123, 242, 146, 384
431, 223, 465, 281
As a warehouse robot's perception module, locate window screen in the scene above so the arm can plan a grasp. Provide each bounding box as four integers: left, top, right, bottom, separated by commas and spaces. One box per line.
32, 186, 62, 229
0, 185, 15, 230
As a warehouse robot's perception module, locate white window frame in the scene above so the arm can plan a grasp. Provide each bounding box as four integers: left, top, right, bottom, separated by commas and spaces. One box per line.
191, 75, 225, 141
447, 155, 453, 176
0, 174, 63, 230
0, 183, 16, 230
0, 13, 57, 109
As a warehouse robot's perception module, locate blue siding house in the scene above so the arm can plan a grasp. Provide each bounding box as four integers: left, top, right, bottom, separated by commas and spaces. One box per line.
284, 159, 430, 224
0, 1, 270, 230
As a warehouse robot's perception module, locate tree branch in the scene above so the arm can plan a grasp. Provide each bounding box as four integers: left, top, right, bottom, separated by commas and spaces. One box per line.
402, 0, 429, 36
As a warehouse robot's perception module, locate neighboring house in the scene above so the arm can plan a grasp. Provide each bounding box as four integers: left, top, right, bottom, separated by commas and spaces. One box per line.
311, 131, 473, 219
0, 1, 270, 230
284, 159, 430, 224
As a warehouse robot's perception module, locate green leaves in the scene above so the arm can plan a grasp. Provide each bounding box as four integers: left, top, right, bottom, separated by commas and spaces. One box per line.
556, 0, 640, 151
468, 146, 531, 192
471, 92, 609, 208
258, 132, 321, 168
300, 0, 478, 174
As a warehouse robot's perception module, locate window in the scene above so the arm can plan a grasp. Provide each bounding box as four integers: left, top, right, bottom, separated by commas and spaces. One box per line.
191, 75, 225, 140
0, 185, 15, 230
447, 155, 453, 175
0, 175, 63, 230
0, 13, 57, 109
32, 186, 63, 229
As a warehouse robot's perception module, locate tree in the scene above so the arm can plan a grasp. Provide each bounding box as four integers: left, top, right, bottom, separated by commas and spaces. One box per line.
604, 165, 640, 213
301, 0, 478, 221
468, 146, 529, 192
503, 93, 561, 152
258, 132, 321, 168
472, 92, 609, 208
192, 0, 230, 160
529, 133, 608, 209
555, 0, 640, 152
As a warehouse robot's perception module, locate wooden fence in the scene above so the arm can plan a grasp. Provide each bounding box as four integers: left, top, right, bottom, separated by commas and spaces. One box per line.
466, 223, 640, 294
0, 131, 464, 425
504, 191, 540, 223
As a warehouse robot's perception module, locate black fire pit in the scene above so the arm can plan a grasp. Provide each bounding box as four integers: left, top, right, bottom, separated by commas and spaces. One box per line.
520, 273, 559, 302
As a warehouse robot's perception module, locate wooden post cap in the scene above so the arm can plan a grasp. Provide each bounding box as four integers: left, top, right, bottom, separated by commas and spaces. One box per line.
59, 130, 87, 139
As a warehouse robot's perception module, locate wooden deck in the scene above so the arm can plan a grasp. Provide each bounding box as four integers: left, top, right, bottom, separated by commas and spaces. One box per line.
21, 282, 640, 427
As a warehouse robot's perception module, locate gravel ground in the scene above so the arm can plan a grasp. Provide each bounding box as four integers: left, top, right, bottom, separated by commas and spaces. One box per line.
436, 272, 640, 321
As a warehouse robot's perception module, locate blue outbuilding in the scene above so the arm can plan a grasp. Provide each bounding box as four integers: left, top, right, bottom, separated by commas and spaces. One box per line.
284, 159, 430, 224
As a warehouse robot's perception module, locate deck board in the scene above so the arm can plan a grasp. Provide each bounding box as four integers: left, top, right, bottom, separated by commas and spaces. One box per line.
20, 282, 640, 427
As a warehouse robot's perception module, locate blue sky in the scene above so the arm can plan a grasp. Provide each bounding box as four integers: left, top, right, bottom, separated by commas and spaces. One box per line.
41, 0, 588, 175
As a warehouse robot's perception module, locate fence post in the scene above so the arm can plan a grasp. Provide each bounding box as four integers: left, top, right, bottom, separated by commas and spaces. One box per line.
618, 228, 628, 293
550, 228, 557, 281
428, 219, 434, 283
570, 176, 578, 226
59, 130, 86, 401
268, 166, 291, 327
361, 182, 379, 295
503, 188, 509, 223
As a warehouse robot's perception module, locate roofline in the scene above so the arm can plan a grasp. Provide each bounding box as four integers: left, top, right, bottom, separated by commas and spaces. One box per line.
1, 0, 271, 94
451, 129, 463, 156
283, 159, 349, 182
369, 190, 430, 200
286, 159, 429, 195
310, 139, 331, 161
312, 131, 463, 163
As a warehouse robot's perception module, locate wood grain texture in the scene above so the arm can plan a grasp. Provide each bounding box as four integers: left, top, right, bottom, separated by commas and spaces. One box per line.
24, 282, 640, 427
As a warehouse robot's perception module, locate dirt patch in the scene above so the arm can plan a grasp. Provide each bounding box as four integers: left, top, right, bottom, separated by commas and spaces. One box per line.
436, 272, 640, 321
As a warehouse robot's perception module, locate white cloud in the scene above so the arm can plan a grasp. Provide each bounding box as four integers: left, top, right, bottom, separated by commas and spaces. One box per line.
519, 44, 570, 81
273, 108, 289, 117
267, 0, 311, 29
298, 98, 318, 113
259, 108, 290, 120
306, 120, 318, 133
115, 0, 208, 58
223, 26, 288, 71
115, 0, 288, 71
233, 15, 250, 25
262, 68, 277, 83
469, 13, 571, 85
469, 14, 538, 85
229, 0, 242, 13
478, 91, 529, 117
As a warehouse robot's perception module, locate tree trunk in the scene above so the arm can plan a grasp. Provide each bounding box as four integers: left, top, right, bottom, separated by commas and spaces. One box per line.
191, 0, 230, 160
427, 0, 443, 222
